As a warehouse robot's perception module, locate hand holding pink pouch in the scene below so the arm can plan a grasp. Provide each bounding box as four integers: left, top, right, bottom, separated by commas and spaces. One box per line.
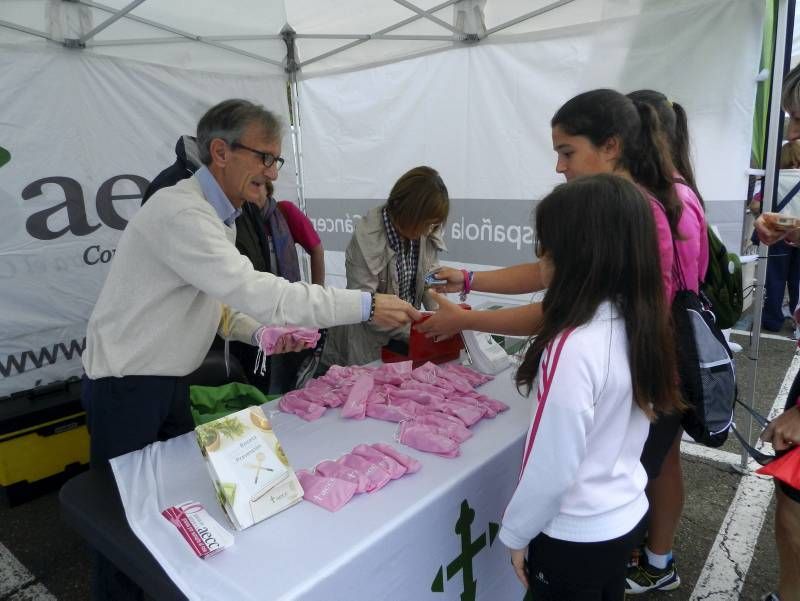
315, 460, 368, 494
371, 443, 422, 474
397, 421, 460, 458
296, 469, 357, 512
352, 444, 407, 479
339, 453, 392, 492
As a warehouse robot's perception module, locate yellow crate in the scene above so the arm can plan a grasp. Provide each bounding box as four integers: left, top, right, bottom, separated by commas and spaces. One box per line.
0, 411, 89, 487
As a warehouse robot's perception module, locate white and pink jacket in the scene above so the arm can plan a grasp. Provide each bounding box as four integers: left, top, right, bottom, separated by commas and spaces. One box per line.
499, 301, 650, 549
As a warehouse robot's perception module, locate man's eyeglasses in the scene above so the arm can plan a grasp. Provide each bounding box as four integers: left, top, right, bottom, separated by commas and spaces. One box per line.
231, 142, 285, 171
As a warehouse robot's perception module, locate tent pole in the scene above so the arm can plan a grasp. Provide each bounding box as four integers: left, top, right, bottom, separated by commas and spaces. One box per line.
299, 0, 460, 68
78, 0, 147, 45
392, 0, 460, 34
282, 25, 311, 283
742, 0, 795, 470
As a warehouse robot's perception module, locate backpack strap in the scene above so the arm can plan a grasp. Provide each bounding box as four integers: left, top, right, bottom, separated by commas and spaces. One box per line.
730, 399, 776, 466
776, 178, 800, 213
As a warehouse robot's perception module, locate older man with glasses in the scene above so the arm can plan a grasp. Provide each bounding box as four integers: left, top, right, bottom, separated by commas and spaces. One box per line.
81, 98, 421, 469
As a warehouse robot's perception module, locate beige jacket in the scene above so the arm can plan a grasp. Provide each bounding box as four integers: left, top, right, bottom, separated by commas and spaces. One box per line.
322, 206, 446, 367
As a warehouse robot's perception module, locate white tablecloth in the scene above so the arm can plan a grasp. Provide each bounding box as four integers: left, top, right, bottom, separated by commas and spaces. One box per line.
110, 366, 531, 601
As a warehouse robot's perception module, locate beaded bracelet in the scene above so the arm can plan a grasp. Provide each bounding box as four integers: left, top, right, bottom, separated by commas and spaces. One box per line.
459, 269, 474, 302
368, 292, 377, 322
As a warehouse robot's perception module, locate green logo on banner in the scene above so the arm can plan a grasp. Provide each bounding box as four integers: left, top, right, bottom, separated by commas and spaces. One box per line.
431, 499, 501, 601
0, 146, 10, 169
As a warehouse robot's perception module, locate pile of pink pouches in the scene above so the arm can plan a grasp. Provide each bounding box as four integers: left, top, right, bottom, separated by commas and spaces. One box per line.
279, 361, 509, 458
297, 443, 421, 512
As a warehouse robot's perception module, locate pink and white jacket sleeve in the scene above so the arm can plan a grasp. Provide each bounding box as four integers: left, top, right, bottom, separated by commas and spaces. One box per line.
498, 331, 594, 550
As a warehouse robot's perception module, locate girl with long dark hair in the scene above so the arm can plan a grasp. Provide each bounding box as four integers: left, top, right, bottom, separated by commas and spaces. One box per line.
622, 90, 708, 595
421, 89, 709, 594
499, 174, 681, 600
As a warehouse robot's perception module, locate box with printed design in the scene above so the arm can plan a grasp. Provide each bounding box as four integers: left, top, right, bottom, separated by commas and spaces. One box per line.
195, 405, 303, 530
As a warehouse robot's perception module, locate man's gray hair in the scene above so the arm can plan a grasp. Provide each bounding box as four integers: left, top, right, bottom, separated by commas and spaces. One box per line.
196, 99, 283, 165
783, 63, 800, 114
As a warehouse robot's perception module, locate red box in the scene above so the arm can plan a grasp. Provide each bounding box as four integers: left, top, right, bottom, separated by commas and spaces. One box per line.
380, 308, 469, 367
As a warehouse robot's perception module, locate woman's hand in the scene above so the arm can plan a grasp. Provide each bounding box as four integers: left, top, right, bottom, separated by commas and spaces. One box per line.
371, 294, 423, 328
415, 292, 469, 339
761, 406, 800, 452
755, 213, 793, 246
429, 267, 466, 293
509, 548, 529, 589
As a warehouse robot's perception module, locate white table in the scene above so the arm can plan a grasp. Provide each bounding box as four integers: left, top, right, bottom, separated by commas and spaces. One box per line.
110, 366, 531, 601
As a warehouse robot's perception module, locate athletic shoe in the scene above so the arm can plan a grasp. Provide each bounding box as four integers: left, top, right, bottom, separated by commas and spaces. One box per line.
760, 593, 780, 601
625, 555, 681, 594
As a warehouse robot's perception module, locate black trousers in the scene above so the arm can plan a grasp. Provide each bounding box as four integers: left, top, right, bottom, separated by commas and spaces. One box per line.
81, 374, 194, 465
80, 374, 194, 601
526, 515, 647, 601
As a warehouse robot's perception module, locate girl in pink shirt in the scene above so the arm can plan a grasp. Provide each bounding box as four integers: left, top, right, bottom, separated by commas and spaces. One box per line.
624, 89, 709, 595
419, 89, 694, 341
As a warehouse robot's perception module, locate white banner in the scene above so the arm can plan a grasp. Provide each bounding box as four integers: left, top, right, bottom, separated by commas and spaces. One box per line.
0, 45, 293, 396
299, 0, 763, 283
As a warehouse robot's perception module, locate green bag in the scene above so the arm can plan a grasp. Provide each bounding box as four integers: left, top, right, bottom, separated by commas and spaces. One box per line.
189, 382, 277, 426
701, 226, 743, 330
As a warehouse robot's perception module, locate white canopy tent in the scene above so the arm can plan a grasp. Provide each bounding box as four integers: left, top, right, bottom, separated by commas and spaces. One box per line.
0, 0, 768, 397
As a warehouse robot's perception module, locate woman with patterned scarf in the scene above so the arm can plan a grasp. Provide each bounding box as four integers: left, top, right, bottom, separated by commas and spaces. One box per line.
321, 166, 449, 367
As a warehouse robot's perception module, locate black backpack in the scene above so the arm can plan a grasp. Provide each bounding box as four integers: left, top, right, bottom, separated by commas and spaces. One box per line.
671, 242, 736, 447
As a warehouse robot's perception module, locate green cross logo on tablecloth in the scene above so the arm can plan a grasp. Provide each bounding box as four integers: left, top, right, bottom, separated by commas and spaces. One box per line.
0, 146, 10, 169
431, 499, 501, 601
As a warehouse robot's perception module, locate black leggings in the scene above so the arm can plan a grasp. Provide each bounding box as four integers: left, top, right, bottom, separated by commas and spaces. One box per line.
525, 515, 647, 601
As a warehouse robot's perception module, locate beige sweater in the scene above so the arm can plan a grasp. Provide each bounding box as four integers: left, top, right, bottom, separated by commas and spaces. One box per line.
83, 176, 362, 379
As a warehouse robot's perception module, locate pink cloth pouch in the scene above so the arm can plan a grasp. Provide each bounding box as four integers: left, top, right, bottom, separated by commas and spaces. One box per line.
388, 388, 443, 405
338, 454, 392, 492
278, 393, 326, 421
365, 403, 415, 423
414, 413, 473, 443
397, 422, 460, 458
352, 444, 407, 479
340, 374, 374, 420
315, 460, 369, 494
371, 443, 422, 474
296, 469, 357, 512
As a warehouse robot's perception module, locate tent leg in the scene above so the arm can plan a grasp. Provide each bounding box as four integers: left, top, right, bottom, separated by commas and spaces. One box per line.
282, 26, 312, 284
742, 0, 796, 470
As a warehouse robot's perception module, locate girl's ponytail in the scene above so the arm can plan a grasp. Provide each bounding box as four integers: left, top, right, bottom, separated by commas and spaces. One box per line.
671, 101, 704, 207
631, 99, 683, 237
